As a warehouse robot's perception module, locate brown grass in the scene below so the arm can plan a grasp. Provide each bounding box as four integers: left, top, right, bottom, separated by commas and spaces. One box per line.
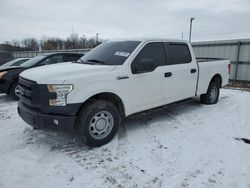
224, 81, 250, 92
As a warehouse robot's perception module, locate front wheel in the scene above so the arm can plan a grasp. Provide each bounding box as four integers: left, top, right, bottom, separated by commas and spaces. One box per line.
75, 100, 121, 147
9, 82, 20, 100
200, 82, 220, 105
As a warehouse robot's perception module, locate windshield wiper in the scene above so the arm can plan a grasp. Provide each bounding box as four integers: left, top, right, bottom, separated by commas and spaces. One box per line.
87, 59, 108, 65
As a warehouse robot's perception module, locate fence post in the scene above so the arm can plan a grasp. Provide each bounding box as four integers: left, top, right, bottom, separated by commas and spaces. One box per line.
234, 41, 241, 83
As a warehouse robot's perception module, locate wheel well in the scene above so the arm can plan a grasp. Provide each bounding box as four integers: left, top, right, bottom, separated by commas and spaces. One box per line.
80, 92, 125, 118
7, 80, 17, 94
210, 74, 222, 88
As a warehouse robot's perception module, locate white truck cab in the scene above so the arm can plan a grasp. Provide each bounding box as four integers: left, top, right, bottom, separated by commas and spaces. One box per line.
18, 38, 230, 147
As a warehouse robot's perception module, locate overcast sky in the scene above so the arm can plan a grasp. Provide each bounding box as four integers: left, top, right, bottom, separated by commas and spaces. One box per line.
0, 0, 250, 43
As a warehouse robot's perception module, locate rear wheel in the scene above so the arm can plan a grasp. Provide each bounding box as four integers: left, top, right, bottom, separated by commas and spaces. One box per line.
200, 81, 220, 105
75, 100, 121, 147
9, 82, 20, 100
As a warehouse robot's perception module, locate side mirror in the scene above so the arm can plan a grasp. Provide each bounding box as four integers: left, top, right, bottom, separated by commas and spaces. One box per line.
132, 58, 155, 74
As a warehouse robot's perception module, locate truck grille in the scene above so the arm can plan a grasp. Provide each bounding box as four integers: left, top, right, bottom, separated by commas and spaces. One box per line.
18, 77, 37, 106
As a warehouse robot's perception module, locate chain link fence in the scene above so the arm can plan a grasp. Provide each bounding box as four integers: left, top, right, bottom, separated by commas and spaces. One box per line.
12, 48, 91, 58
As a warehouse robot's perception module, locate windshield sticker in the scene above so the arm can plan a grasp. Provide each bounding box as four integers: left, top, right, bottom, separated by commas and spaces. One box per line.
115, 51, 130, 57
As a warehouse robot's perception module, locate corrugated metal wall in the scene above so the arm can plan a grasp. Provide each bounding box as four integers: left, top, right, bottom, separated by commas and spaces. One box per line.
192, 39, 250, 81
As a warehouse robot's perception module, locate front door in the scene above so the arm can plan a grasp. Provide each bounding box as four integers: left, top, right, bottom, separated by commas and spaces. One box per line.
124, 42, 169, 114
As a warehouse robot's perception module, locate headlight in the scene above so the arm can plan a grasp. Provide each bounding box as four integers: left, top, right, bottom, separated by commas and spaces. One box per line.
0, 71, 7, 79
47, 84, 73, 106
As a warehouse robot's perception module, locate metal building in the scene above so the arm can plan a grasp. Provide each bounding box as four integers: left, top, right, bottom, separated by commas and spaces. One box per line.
192, 38, 250, 81
0, 51, 13, 65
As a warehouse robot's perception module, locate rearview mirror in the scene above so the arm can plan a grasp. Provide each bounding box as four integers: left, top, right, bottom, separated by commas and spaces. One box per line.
132, 58, 155, 74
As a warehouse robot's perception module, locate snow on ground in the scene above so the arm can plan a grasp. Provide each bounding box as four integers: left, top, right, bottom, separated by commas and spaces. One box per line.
0, 89, 250, 188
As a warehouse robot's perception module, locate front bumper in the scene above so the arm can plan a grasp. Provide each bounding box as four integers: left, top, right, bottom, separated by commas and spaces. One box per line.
18, 101, 76, 132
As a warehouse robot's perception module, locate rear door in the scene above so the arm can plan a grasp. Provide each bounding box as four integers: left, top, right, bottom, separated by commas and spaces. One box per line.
162, 42, 198, 102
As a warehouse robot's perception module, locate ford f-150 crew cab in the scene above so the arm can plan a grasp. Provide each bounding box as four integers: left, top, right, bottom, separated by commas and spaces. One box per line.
17, 38, 230, 147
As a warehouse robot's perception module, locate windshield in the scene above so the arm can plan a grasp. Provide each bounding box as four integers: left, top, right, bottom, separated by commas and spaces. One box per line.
2, 59, 19, 67
79, 41, 141, 65
11, 59, 29, 66
21, 55, 46, 67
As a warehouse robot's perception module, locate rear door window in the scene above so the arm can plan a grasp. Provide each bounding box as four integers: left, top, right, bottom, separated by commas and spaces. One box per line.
167, 43, 192, 64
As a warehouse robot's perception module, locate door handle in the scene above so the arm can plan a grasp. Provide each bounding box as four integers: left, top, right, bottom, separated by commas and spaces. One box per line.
164, 72, 172, 77
191, 69, 197, 73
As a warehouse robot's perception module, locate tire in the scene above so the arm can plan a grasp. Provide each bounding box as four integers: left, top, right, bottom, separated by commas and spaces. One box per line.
200, 81, 220, 105
75, 100, 121, 147
9, 82, 20, 100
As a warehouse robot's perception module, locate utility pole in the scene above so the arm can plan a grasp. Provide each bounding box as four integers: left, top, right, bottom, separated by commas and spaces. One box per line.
189, 17, 195, 42
181, 32, 184, 40
96, 33, 100, 46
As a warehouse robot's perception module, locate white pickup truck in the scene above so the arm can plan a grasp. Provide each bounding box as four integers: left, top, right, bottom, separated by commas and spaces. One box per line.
18, 39, 230, 147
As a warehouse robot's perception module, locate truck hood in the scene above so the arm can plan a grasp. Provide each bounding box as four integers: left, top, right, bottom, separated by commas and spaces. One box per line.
20, 62, 116, 84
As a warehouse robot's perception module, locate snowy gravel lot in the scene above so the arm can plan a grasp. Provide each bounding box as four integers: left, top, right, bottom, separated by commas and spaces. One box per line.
0, 89, 250, 188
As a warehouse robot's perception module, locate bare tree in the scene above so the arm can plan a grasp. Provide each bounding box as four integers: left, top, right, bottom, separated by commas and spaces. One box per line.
64, 33, 79, 49
78, 35, 86, 48
11, 39, 20, 47
0, 33, 105, 52
41, 37, 64, 50
21, 38, 39, 51
85, 38, 96, 48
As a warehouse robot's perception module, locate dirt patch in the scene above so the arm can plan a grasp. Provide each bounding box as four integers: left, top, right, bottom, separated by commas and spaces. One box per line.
225, 81, 250, 92
235, 137, 250, 145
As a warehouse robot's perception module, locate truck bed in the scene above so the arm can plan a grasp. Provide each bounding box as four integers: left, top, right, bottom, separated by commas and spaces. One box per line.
196, 57, 230, 95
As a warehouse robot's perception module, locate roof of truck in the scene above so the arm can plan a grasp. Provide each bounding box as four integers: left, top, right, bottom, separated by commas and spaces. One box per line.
111, 38, 189, 43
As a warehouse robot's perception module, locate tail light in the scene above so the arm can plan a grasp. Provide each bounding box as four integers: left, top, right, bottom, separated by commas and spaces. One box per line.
228, 64, 231, 74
